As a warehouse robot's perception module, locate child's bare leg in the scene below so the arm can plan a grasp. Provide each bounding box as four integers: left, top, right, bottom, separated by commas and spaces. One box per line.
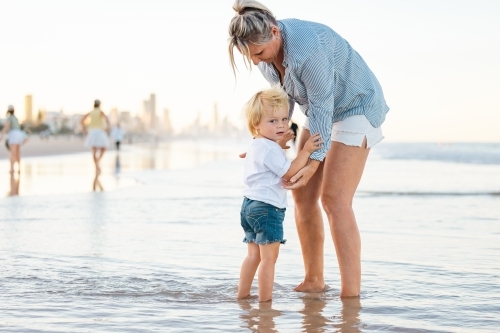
238, 242, 260, 299
258, 242, 280, 302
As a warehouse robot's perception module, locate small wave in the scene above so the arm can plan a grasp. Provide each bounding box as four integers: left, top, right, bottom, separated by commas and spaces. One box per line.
359, 191, 500, 197
373, 142, 500, 165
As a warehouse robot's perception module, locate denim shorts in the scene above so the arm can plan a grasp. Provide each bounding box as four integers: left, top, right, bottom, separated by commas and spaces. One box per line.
240, 197, 286, 245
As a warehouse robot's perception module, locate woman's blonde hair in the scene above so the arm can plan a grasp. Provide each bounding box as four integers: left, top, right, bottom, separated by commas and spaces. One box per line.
228, 0, 277, 76
244, 85, 289, 137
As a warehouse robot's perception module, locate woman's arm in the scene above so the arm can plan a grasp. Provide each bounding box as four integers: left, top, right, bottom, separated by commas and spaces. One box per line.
282, 159, 321, 190
0, 120, 10, 139
300, 51, 335, 162
80, 113, 89, 127
101, 111, 110, 132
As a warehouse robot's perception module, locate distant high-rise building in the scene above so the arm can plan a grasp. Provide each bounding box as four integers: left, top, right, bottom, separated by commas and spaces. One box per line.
25, 95, 33, 122
150, 94, 156, 128
119, 111, 131, 126
210, 102, 219, 132
142, 93, 156, 130
163, 108, 172, 134
109, 108, 119, 125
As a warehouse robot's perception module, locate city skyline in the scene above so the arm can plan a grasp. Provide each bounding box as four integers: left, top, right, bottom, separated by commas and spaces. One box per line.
1, 0, 499, 142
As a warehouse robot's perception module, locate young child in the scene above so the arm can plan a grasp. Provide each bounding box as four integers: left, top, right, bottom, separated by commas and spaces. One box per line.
238, 86, 322, 302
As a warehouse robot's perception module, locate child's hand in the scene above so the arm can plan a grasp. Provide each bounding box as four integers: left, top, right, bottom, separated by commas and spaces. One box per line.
303, 133, 323, 154
277, 130, 295, 150
239, 152, 247, 158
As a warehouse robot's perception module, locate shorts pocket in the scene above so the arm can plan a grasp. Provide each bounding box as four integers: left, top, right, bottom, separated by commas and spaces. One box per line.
247, 210, 268, 232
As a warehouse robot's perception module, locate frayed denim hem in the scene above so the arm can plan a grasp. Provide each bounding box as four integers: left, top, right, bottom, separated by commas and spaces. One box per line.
243, 238, 286, 245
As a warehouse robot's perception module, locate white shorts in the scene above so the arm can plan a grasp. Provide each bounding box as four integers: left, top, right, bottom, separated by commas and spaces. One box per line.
7, 129, 27, 145
303, 115, 384, 148
84, 129, 109, 148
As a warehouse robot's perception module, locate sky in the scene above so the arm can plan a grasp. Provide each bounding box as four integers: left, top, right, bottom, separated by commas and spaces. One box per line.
1, 0, 499, 142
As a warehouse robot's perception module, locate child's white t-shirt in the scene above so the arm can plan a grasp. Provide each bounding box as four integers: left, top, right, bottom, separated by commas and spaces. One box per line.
242, 138, 291, 209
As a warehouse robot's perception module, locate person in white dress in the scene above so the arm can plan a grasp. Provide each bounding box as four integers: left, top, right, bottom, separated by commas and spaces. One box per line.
0, 105, 27, 173
80, 100, 110, 173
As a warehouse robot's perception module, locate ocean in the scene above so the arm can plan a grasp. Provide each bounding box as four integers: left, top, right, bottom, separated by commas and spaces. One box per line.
0, 140, 499, 332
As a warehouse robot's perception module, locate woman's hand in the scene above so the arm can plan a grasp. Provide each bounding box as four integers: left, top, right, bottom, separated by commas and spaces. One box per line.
282, 159, 320, 189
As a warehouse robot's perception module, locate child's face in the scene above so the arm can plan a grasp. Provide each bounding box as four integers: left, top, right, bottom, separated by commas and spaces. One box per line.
254, 105, 289, 142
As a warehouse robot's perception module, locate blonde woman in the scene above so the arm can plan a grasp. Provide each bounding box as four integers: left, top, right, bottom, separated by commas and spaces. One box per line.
228, 0, 390, 297
81, 100, 110, 173
0, 105, 27, 173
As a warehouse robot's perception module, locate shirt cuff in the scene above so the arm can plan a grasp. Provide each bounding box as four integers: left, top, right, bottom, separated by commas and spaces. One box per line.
310, 151, 325, 162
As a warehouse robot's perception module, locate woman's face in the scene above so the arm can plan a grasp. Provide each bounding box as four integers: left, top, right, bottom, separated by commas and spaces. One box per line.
247, 27, 282, 65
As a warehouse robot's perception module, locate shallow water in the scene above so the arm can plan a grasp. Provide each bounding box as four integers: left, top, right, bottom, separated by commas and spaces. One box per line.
0, 140, 499, 332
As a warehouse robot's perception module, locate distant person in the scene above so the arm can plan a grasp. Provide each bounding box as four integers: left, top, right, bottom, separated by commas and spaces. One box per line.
110, 123, 125, 151
80, 100, 110, 173
0, 105, 28, 173
237, 86, 322, 302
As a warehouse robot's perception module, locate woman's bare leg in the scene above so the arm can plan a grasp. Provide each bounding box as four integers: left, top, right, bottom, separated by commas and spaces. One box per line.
292, 129, 326, 292
10, 144, 20, 173
238, 242, 261, 299
92, 148, 99, 171
92, 148, 106, 172
321, 139, 370, 297
98, 148, 106, 172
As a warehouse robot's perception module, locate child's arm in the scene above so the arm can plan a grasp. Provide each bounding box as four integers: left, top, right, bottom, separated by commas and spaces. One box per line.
282, 133, 322, 180
240, 130, 295, 158
276, 130, 294, 150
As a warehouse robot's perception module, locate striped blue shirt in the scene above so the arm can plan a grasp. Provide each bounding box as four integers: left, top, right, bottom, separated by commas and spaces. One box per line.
258, 19, 389, 161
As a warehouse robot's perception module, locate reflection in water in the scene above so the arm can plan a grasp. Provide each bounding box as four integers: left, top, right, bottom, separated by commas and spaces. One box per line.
8, 173, 20, 197
0, 139, 246, 197
238, 299, 283, 332
92, 172, 104, 192
298, 296, 362, 332
300, 296, 329, 332
115, 153, 121, 175
333, 297, 363, 333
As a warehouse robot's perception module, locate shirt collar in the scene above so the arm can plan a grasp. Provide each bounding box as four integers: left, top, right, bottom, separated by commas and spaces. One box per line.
278, 21, 289, 68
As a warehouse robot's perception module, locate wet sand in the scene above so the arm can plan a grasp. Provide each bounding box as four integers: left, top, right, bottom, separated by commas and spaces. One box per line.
0, 136, 90, 160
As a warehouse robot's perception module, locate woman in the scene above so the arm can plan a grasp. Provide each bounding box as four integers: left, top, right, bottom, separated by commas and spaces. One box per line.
81, 100, 110, 173
228, 0, 389, 297
0, 105, 27, 173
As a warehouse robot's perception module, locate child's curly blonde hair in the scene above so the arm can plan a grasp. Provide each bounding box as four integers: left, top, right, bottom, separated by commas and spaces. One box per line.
243, 85, 289, 137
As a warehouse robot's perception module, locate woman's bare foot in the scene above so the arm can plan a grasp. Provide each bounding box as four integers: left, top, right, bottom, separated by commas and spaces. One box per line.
294, 280, 328, 293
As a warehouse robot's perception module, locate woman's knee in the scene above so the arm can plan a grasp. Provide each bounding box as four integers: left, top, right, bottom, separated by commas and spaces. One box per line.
292, 183, 322, 207
320, 192, 353, 216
